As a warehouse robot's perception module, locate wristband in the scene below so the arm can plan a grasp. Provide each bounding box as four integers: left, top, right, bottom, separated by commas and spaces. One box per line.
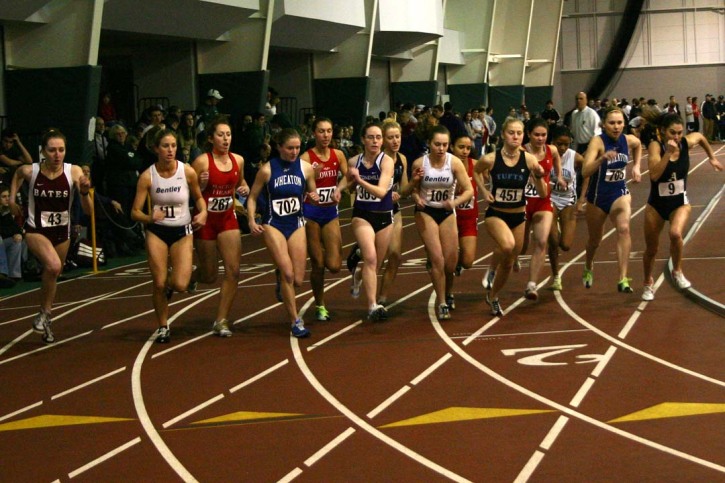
81, 191, 90, 196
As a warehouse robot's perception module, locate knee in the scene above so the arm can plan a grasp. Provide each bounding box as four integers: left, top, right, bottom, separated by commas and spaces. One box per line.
326, 256, 341, 273
225, 265, 240, 282
617, 224, 630, 237
171, 280, 187, 292
293, 274, 304, 288
44, 260, 63, 278
669, 229, 683, 245
559, 242, 571, 252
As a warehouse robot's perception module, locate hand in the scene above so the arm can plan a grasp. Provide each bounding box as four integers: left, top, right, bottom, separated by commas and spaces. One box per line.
307, 191, 320, 205
199, 171, 209, 190
666, 139, 680, 155
631, 166, 641, 183
391, 192, 401, 203
111, 200, 123, 213
556, 178, 568, 191
711, 158, 723, 172
191, 210, 207, 230
332, 188, 341, 203
442, 199, 455, 211
531, 162, 545, 179
602, 149, 618, 162
79, 175, 91, 193
236, 184, 250, 197
249, 219, 264, 236
411, 167, 425, 182
13, 233, 22, 243
482, 189, 494, 204
8, 201, 22, 217
152, 208, 166, 222
347, 167, 360, 183
412, 192, 425, 209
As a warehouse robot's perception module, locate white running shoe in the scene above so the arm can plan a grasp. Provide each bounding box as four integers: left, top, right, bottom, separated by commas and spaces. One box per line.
350, 266, 362, 298
642, 285, 655, 301
672, 271, 691, 290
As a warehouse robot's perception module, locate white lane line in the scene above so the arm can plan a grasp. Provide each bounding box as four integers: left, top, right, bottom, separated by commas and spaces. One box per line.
303, 427, 356, 467
0, 400, 43, 423
410, 353, 452, 386
229, 359, 289, 393
132, 329, 198, 482
0, 330, 93, 366
430, 318, 725, 474
456, 328, 591, 341
590, 346, 617, 379
103, 289, 215, 331
152, 332, 214, 359
0, 329, 33, 356
367, 386, 412, 420
569, 377, 596, 408
68, 437, 142, 479
307, 321, 364, 352
277, 467, 303, 483
162, 394, 225, 429
514, 450, 547, 483
52, 367, 126, 400
290, 336, 473, 482
540, 415, 570, 451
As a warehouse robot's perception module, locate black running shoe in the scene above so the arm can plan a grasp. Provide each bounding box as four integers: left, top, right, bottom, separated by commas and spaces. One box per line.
346, 245, 361, 273
155, 326, 171, 343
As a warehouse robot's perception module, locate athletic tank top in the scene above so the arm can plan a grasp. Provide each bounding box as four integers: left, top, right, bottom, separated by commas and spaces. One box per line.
202, 152, 239, 214
353, 152, 393, 212
420, 152, 456, 209
456, 156, 478, 213
648, 138, 689, 207
305, 148, 339, 206
265, 157, 306, 224
150, 161, 192, 226
490, 149, 529, 209
551, 148, 577, 200
27, 162, 73, 238
587, 133, 629, 200
524, 144, 553, 199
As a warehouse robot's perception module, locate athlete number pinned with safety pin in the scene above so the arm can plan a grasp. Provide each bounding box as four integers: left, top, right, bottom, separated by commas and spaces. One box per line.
208, 196, 233, 212
273, 197, 301, 216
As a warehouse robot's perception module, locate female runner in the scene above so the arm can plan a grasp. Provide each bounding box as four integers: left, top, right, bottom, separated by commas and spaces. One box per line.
410, 126, 473, 319
247, 128, 320, 338
445, 133, 478, 311
582, 107, 642, 293
377, 119, 411, 305
191, 117, 249, 337
519, 118, 564, 300
547, 125, 584, 291
347, 122, 395, 321
474, 118, 546, 316
641, 112, 721, 300
300, 117, 348, 321
131, 129, 207, 343
9, 129, 92, 343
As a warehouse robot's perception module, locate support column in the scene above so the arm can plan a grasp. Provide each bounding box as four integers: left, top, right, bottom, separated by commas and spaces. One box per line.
4, 0, 104, 164
523, 0, 565, 114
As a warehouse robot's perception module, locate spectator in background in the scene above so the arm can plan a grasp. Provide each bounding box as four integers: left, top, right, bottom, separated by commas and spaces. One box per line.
666, 95, 680, 115
691, 96, 700, 134
540, 100, 561, 129
717, 95, 725, 141
438, 102, 467, 142
0, 185, 23, 284
241, 112, 269, 186
178, 112, 200, 162
701, 94, 717, 142
264, 87, 279, 118
0, 129, 33, 187
98, 92, 118, 124
105, 124, 141, 217
685, 96, 695, 133
570, 92, 601, 203
196, 89, 223, 132
91, 117, 108, 193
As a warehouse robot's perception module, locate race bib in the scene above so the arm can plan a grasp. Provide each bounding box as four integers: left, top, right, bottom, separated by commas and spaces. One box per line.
316, 187, 336, 204
208, 196, 233, 212
605, 168, 626, 182
524, 181, 539, 198
457, 198, 474, 210
427, 189, 449, 203
272, 197, 301, 216
494, 188, 523, 203
40, 210, 69, 228
157, 205, 179, 219
356, 184, 380, 202
658, 179, 685, 197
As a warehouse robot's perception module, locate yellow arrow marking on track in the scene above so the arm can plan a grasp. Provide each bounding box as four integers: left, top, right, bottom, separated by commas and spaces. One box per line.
192, 411, 304, 425
0, 414, 133, 432
609, 403, 725, 423
380, 407, 555, 428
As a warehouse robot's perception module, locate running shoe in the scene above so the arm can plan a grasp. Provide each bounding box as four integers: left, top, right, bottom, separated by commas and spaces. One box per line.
346, 245, 361, 273
438, 303, 451, 320
165, 286, 174, 301
454, 263, 463, 277
485, 293, 503, 317
32, 310, 48, 333
617, 277, 634, 293
291, 319, 310, 338
482, 269, 496, 290
41, 314, 55, 344
513, 257, 521, 272
155, 326, 171, 344
187, 279, 198, 294
212, 319, 232, 337
550, 276, 563, 291
524, 281, 538, 301
274, 268, 282, 302
315, 305, 331, 321
582, 268, 594, 289
368, 304, 388, 322
445, 293, 456, 310
641, 285, 655, 301
350, 265, 362, 298
671, 271, 692, 290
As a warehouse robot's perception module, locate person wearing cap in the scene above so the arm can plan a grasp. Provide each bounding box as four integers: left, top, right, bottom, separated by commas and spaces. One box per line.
196, 89, 223, 132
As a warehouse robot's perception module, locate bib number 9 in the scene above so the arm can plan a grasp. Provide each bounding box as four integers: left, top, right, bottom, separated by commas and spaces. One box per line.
658, 178, 685, 197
